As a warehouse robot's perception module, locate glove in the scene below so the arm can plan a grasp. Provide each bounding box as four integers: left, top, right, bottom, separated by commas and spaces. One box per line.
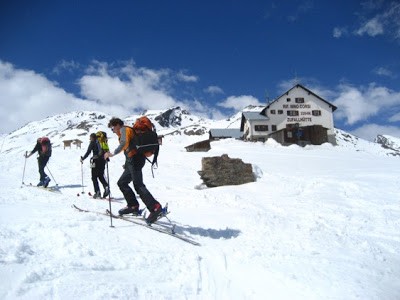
104, 151, 113, 160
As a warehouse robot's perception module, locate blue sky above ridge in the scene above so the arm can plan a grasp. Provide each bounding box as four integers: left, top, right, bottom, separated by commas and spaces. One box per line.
1, 0, 400, 140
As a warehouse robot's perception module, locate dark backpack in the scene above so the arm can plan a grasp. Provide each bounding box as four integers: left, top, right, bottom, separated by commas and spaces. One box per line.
40, 137, 52, 157
132, 116, 160, 167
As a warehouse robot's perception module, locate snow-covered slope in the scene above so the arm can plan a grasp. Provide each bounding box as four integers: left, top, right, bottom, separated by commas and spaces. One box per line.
375, 135, 400, 155
335, 128, 400, 157
0, 110, 399, 299
4, 111, 113, 155
3, 108, 399, 158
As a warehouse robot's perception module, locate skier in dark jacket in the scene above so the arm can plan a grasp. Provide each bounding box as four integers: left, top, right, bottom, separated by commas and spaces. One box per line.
25, 137, 52, 187
81, 133, 109, 198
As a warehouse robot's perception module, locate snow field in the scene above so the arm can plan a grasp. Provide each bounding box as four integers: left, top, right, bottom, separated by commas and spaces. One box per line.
0, 136, 399, 299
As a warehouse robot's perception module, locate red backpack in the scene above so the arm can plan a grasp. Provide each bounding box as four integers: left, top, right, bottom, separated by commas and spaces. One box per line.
133, 116, 154, 132
132, 116, 160, 168
40, 137, 52, 157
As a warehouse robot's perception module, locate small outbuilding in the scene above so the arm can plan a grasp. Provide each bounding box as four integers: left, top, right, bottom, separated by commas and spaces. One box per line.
209, 129, 242, 140
63, 139, 83, 149
185, 139, 211, 152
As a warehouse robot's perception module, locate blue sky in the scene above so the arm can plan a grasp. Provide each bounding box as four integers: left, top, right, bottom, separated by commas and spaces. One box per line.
1, 0, 400, 140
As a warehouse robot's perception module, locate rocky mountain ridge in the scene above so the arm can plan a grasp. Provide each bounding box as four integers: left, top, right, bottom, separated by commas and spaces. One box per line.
375, 135, 400, 155
2, 107, 400, 157
334, 128, 400, 156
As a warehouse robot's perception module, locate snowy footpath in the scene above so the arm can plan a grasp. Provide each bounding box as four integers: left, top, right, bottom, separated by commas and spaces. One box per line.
1, 137, 399, 299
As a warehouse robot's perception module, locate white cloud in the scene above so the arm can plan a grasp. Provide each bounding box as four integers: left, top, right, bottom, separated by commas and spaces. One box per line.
355, 17, 384, 37
217, 95, 262, 111
277, 78, 337, 101
52, 59, 80, 75
333, 27, 348, 38
179, 99, 228, 120
0, 59, 235, 133
287, 0, 313, 22
353, 2, 400, 40
351, 123, 400, 141
373, 66, 395, 78
333, 83, 400, 125
177, 71, 198, 82
204, 85, 224, 95
0, 61, 80, 133
79, 60, 179, 110
277, 79, 296, 92
0, 60, 161, 133
383, 2, 400, 39
389, 112, 400, 122
277, 78, 400, 127
333, 2, 400, 41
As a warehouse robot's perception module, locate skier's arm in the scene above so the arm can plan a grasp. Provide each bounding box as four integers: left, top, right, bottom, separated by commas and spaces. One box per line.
81, 141, 94, 161
26, 143, 40, 158
113, 127, 129, 156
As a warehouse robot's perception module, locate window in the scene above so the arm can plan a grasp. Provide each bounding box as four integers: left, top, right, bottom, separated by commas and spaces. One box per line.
312, 110, 322, 116
255, 125, 268, 131
295, 97, 305, 103
287, 98, 291, 102
287, 110, 299, 116
271, 125, 277, 131
270, 110, 276, 114
278, 110, 283, 114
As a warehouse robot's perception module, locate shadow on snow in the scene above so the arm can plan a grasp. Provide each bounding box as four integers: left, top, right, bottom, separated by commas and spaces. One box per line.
157, 220, 241, 240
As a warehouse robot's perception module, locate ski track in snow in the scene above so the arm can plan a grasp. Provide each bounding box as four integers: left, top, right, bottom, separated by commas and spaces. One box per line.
0, 134, 400, 299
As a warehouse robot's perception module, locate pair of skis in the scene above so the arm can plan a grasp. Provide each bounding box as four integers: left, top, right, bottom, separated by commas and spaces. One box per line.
72, 204, 200, 246
86, 191, 120, 202
22, 182, 61, 193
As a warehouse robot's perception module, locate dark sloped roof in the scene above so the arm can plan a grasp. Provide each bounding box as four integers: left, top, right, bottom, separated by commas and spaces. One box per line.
242, 111, 269, 120
209, 128, 242, 139
240, 112, 269, 131
262, 84, 337, 114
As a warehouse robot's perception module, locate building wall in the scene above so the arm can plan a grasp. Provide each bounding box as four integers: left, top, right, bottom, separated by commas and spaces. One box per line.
263, 86, 336, 143
244, 120, 269, 141
243, 85, 337, 145
265, 88, 334, 131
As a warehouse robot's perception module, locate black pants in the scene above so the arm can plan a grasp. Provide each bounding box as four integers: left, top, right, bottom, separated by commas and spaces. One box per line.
38, 156, 49, 182
117, 155, 159, 210
91, 158, 108, 193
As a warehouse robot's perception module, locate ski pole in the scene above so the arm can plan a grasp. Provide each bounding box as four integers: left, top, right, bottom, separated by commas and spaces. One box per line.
21, 151, 28, 186
46, 164, 58, 186
80, 161, 85, 194
106, 160, 114, 228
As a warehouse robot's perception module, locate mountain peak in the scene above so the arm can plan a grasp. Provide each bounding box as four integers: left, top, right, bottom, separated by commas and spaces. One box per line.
154, 106, 191, 127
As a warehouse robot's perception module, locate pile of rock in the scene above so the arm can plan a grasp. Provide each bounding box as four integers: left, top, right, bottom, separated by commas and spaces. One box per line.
198, 154, 255, 188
